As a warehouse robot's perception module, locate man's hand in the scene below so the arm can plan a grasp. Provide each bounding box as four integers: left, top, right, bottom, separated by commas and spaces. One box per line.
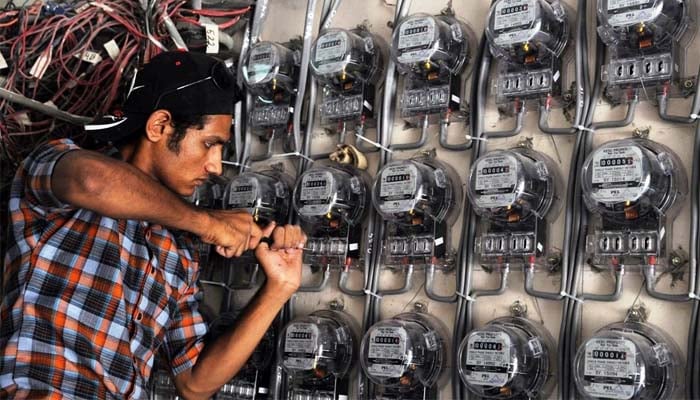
200, 210, 264, 258
255, 225, 306, 297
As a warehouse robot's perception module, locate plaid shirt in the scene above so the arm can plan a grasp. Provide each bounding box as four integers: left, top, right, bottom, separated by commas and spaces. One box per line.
0, 139, 208, 399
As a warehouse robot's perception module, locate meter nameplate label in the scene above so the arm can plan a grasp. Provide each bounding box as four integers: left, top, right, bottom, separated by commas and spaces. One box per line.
246, 43, 275, 84
591, 146, 645, 203
299, 170, 334, 215
367, 326, 409, 378
397, 16, 437, 64
474, 154, 519, 208
379, 164, 419, 214
607, 0, 652, 10
228, 176, 259, 209
606, 0, 656, 26
583, 338, 638, 399
493, 0, 538, 46
283, 323, 319, 371
314, 30, 349, 75
464, 331, 512, 386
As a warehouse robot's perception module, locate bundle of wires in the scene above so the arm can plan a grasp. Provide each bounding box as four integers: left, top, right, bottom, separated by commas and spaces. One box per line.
0, 0, 251, 284
0, 0, 148, 165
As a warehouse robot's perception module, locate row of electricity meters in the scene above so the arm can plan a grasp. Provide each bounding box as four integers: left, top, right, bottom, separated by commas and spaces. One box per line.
152, 310, 683, 399
210, 136, 685, 271
240, 0, 690, 147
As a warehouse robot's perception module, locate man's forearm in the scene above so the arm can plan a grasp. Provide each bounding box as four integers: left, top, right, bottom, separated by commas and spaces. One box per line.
174, 285, 289, 399
52, 150, 208, 235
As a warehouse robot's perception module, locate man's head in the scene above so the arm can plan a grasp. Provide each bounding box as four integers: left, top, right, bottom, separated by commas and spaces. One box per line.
85, 51, 239, 196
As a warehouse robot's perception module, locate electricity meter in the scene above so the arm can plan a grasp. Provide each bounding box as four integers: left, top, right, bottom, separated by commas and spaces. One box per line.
242, 41, 299, 134
213, 170, 292, 289
360, 312, 447, 398
597, 0, 690, 101
310, 27, 386, 127
486, 0, 570, 103
467, 148, 561, 263
391, 13, 475, 122
151, 368, 177, 399
224, 170, 293, 226
293, 165, 369, 266
574, 321, 683, 400
581, 138, 686, 265
279, 310, 358, 399
372, 157, 462, 265
211, 313, 276, 400
458, 317, 555, 399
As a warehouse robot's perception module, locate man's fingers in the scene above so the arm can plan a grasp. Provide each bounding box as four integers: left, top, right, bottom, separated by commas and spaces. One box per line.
215, 245, 236, 258
261, 222, 276, 238
250, 222, 275, 249
271, 227, 285, 250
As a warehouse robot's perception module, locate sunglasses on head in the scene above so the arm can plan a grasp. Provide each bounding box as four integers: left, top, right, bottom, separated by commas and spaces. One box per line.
152, 61, 235, 110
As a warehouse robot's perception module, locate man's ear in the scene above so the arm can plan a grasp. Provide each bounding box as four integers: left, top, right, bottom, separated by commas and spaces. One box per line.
145, 110, 174, 143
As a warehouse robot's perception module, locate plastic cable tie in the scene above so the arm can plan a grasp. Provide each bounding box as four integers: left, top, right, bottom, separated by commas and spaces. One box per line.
271, 152, 314, 163
690, 114, 699, 120
575, 125, 595, 133
363, 289, 383, 299
560, 291, 584, 303
455, 291, 476, 302
465, 135, 488, 142
221, 160, 250, 169
688, 292, 700, 301
354, 132, 393, 153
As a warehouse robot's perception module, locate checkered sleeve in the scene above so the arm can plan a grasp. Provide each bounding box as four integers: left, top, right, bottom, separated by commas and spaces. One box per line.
22, 139, 80, 214
163, 281, 208, 376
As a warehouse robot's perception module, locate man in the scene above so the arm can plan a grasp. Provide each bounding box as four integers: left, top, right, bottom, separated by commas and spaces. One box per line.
0, 51, 305, 399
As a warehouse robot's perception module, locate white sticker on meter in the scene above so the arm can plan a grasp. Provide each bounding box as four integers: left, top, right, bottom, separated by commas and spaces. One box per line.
591, 145, 645, 204
396, 16, 437, 64
379, 164, 419, 214
474, 154, 519, 208
299, 170, 334, 215
606, 0, 658, 26
607, 0, 651, 10
246, 43, 275, 84
464, 331, 512, 386
313, 30, 348, 75
228, 177, 259, 209
493, 0, 538, 46
583, 338, 638, 399
283, 323, 319, 371
367, 326, 408, 378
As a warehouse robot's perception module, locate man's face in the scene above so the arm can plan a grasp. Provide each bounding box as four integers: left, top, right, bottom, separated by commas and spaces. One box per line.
155, 114, 232, 196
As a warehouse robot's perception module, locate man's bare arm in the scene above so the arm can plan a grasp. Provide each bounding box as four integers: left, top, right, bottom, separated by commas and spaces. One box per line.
52, 149, 261, 254
173, 227, 306, 400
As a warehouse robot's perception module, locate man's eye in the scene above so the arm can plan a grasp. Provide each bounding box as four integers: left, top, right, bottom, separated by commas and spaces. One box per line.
205, 142, 214, 149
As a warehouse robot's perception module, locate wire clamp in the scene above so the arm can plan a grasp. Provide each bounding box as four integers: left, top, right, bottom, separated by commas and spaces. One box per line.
688, 292, 700, 301
271, 151, 314, 163
690, 113, 699, 120
354, 132, 393, 153
363, 289, 383, 299
575, 125, 596, 133
221, 160, 250, 169
455, 291, 476, 302
560, 291, 584, 303
465, 134, 488, 142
